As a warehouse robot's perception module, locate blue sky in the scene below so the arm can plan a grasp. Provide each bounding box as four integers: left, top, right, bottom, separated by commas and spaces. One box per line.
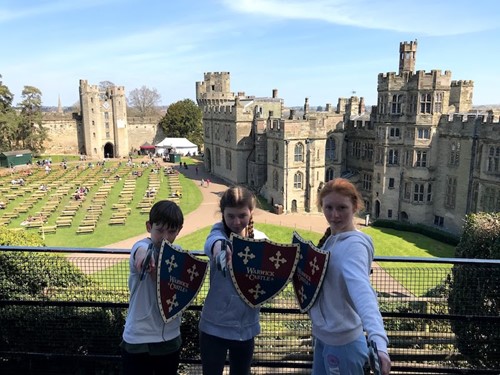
2, 0, 499, 108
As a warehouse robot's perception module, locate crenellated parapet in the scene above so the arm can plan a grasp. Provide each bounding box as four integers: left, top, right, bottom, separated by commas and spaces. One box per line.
439, 112, 500, 137
378, 69, 452, 91
451, 80, 474, 87
196, 71, 234, 106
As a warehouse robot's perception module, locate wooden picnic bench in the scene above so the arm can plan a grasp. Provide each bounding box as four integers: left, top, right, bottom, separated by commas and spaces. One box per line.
24, 221, 44, 228
112, 203, 128, 210
140, 207, 151, 214
76, 226, 95, 234
56, 218, 73, 227
109, 218, 126, 225
80, 219, 98, 227
0, 218, 11, 225
39, 226, 57, 234
111, 212, 128, 219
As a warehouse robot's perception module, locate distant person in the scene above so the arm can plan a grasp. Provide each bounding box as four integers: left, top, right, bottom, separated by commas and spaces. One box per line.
310, 178, 391, 375
121, 200, 184, 375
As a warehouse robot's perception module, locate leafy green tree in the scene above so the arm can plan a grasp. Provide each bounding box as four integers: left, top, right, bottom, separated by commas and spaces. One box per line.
17, 85, 47, 153
159, 99, 203, 148
0, 74, 14, 111
127, 85, 161, 118
0, 75, 18, 150
448, 212, 500, 368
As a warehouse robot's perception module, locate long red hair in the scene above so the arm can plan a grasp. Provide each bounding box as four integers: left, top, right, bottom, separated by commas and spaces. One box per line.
316, 178, 363, 248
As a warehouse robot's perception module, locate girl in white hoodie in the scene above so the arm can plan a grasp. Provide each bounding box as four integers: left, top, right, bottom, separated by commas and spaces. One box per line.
310, 178, 391, 375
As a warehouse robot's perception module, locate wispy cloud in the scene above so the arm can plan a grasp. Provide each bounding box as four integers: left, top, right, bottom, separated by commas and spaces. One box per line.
0, 0, 118, 23
220, 0, 498, 36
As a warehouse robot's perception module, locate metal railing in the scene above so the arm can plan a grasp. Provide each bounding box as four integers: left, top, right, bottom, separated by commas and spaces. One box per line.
0, 246, 499, 374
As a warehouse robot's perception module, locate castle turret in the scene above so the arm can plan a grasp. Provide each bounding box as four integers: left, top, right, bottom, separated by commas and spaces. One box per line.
57, 95, 63, 114
399, 40, 417, 75
195, 72, 234, 106
450, 80, 474, 113
303, 97, 310, 119
359, 97, 365, 114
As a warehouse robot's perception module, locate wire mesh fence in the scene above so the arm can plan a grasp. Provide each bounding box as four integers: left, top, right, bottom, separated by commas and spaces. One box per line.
0, 247, 499, 374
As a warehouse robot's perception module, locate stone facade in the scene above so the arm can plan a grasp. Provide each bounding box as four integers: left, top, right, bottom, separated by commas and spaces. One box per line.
41, 81, 164, 158
197, 41, 500, 234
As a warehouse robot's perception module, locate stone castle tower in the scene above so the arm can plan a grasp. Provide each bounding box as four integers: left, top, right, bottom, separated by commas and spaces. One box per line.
42, 81, 163, 159
79, 80, 129, 158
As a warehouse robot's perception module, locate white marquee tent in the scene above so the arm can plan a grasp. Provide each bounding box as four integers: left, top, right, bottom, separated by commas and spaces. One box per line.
155, 137, 198, 156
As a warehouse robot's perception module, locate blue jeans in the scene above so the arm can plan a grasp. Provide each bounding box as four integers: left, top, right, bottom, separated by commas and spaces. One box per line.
199, 331, 254, 375
312, 333, 368, 375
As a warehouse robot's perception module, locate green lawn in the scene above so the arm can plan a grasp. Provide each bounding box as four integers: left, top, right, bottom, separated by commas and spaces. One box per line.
0, 159, 202, 248
92, 223, 456, 298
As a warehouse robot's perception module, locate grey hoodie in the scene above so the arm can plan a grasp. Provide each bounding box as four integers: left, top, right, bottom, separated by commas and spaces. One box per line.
122, 238, 181, 344
309, 230, 389, 353
199, 222, 267, 341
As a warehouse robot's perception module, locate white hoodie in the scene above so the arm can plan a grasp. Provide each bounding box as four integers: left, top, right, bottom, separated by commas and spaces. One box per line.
309, 230, 389, 354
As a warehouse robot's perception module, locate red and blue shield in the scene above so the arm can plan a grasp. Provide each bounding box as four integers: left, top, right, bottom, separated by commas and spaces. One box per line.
229, 233, 300, 308
157, 240, 208, 323
292, 232, 330, 313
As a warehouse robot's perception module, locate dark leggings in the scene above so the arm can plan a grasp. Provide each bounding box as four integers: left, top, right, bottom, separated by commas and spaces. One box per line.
199, 331, 254, 375
121, 348, 180, 375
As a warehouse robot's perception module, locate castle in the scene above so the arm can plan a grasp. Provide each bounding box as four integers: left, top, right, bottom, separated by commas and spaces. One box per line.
38, 41, 500, 234
196, 41, 500, 234
41, 80, 164, 158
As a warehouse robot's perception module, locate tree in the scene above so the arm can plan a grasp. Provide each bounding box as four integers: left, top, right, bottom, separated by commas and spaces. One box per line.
0, 75, 18, 150
448, 212, 500, 368
0, 74, 14, 112
98, 81, 115, 91
17, 85, 48, 153
158, 99, 203, 148
127, 85, 161, 118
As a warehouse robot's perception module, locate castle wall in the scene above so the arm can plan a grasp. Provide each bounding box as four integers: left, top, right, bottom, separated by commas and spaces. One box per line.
41, 112, 163, 157
42, 113, 82, 155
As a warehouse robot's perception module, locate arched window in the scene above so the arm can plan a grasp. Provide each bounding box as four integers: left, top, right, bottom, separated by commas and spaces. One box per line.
449, 142, 460, 166
273, 142, 279, 163
325, 168, 334, 182
487, 146, 500, 173
272, 169, 279, 189
293, 172, 303, 189
294, 143, 304, 162
326, 137, 336, 161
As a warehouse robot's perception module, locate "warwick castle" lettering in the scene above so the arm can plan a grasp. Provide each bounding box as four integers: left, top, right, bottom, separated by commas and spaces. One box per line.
246, 267, 275, 282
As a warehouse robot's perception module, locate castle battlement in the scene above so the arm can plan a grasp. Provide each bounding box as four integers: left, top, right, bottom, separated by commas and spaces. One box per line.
451, 80, 474, 87
203, 105, 234, 114
444, 113, 500, 124
204, 71, 230, 80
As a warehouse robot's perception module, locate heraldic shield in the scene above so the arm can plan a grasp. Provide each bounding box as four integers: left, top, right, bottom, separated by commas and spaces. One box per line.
157, 240, 208, 324
229, 233, 300, 308
292, 231, 330, 313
